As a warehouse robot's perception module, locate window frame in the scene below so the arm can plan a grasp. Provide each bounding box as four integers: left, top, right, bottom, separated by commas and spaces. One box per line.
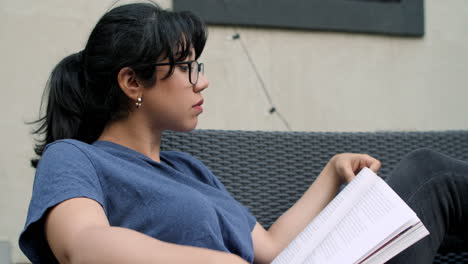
174, 0, 424, 37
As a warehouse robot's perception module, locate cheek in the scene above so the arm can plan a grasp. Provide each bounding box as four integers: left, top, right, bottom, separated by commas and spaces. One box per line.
147, 91, 188, 118
144, 77, 194, 119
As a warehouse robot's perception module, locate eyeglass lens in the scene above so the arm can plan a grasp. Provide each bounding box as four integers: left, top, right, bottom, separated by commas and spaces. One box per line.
190, 61, 197, 85
190, 61, 204, 85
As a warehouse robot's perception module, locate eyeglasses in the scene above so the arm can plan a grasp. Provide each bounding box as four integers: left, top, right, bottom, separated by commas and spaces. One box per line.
153, 60, 204, 85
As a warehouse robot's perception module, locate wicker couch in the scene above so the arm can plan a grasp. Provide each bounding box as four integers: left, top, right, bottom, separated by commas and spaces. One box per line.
161, 129, 468, 263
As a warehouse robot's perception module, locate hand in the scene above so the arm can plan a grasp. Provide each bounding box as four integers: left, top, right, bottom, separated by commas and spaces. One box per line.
329, 153, 381, 184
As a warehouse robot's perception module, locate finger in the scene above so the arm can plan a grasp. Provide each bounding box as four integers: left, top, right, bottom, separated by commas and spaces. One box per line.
357, 154, 379, 172
367, 157, 381, 172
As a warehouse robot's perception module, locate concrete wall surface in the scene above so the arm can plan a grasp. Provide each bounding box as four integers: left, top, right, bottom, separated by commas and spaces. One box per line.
0, 0, 467, 262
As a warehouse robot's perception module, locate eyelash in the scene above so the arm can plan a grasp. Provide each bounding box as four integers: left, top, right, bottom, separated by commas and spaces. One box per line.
178, 65, 189, 72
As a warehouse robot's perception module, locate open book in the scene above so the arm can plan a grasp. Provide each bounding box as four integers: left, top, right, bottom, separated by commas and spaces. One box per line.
272, 167, 429, 264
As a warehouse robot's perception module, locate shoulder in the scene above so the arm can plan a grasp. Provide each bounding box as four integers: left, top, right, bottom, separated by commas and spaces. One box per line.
39, 139, 100, 170
43, 139, 94, 157
35, 138, 101, 183
162, 151, 227, 189
162, 151, 210, 171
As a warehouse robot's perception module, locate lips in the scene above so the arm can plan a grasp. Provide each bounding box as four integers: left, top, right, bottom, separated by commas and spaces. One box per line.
193, 99, 204, 107
192, 99, 204, 113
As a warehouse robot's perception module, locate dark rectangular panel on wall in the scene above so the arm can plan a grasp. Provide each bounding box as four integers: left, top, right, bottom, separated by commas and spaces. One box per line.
173, 0, 424, 37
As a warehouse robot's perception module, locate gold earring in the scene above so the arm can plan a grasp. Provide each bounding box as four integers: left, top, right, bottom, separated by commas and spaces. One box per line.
136, 97, 142, 108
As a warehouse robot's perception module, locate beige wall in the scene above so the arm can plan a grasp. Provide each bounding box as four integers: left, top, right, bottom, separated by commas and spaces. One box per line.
1, 0, 467, 262
200, 2, 468, 132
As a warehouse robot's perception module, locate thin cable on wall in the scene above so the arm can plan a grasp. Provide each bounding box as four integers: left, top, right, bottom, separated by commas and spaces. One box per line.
222, 1, 292, 131
229, 33, 292, 131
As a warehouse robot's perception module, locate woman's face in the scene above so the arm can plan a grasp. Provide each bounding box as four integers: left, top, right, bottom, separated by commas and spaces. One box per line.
140, 50, 209, 132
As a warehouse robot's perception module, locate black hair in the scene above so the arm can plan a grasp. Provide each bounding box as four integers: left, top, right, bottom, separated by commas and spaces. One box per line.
30, 1, 207, 167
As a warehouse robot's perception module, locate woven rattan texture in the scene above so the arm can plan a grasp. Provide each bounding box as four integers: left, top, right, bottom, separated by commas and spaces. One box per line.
161, 130, 468, 263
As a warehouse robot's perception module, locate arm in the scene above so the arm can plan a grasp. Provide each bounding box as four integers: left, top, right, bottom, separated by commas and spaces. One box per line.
46, 197, 248, 264
251, 153, 381, 264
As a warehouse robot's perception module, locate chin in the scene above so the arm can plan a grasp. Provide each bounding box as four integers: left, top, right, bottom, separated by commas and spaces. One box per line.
170, 121, 198, 133
177, 127, 197, 133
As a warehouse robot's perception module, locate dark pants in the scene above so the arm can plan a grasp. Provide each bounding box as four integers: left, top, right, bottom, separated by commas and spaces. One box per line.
385, 149, 468, 263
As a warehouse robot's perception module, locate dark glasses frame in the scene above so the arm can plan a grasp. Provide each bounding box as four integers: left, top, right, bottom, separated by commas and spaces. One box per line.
153, 60, 204, 85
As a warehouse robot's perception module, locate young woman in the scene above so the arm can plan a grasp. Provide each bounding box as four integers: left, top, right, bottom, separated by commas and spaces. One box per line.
19, 2, 467, 263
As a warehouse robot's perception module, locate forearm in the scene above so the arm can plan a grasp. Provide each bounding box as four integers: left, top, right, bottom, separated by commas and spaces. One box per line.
252, 154, 381, 263
67, 226, 246, 264
267, 162, 341, 255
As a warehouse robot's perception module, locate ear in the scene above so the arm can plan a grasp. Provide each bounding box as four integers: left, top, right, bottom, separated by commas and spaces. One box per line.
117, 67, 143, 101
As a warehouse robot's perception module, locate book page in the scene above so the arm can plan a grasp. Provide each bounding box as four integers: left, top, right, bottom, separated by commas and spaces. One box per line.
272, 168, 379, 264
313, 170, 417, 263
361, 222, 429, 264
272, 168, 425, 264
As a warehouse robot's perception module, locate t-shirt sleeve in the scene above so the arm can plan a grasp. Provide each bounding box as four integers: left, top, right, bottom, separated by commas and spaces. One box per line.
19, 141, 105, 263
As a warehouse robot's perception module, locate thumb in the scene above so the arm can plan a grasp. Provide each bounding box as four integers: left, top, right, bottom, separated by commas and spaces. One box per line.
342, 163, 357, 183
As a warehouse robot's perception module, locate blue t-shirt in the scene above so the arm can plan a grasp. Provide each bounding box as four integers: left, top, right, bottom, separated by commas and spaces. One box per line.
19, 139, 257, 263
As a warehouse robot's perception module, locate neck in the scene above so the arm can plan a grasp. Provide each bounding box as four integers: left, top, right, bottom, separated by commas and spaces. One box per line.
98, 115, 163, 162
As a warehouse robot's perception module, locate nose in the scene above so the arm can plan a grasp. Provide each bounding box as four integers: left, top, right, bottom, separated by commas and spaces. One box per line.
194, 73, 209, 93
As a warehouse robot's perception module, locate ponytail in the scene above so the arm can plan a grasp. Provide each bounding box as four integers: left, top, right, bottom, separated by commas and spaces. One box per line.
31, 52, 87, 168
